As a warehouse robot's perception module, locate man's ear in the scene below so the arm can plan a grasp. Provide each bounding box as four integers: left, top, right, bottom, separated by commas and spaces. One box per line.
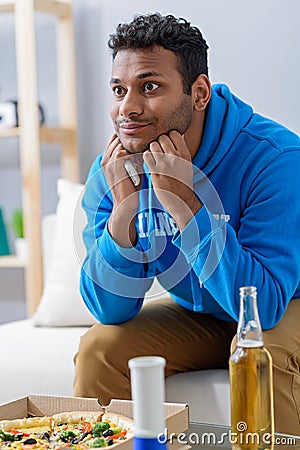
192, 74, 211, 111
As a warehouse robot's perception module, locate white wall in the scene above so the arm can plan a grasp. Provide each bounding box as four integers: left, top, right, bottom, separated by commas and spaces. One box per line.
0, 0, 299, 313
73, 0, 300, 176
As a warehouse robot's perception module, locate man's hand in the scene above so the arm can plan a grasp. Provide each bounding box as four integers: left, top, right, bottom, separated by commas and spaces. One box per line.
143, 131, 202, 231
101, 134, 143, 247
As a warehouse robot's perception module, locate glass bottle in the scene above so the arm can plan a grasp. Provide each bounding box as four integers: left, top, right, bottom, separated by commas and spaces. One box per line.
128, 356, 168, 449
229, 286, 274, 450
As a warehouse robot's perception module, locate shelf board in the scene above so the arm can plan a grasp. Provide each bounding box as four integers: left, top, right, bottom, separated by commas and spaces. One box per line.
0, 2, 14, 13
0, 1, 71, 16
35, 0, 72, 17
39, 126, 75, 144
0, 127, 20, 138
0, 255, 27, 268
0, 126, 75, 144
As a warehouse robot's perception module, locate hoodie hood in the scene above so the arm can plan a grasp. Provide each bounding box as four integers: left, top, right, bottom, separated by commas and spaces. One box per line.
193, 84, 253, 175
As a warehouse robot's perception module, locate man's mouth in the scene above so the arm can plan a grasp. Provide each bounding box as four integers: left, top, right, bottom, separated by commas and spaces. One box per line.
118, 122, 150, 135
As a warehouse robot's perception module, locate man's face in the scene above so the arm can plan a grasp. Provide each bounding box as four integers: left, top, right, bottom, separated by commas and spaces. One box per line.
110, 46, 194, 153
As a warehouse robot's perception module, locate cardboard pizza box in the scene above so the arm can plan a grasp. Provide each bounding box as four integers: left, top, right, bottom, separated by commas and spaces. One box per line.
0, 394, 190, 449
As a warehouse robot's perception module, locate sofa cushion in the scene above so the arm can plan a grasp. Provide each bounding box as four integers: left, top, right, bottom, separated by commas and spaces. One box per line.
32, 179, 96, 327
166, 370, 230, 425
0, 319, 86, 404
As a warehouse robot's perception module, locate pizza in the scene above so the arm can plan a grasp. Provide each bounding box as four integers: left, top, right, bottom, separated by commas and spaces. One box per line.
0, 411, 134, 449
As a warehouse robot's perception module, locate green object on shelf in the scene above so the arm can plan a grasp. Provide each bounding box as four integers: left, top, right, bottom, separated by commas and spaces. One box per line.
11, 208, 24, 238
0, 208, 11, 255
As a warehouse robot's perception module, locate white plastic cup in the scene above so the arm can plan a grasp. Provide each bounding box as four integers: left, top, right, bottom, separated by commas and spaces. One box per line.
128, 356, 166, 438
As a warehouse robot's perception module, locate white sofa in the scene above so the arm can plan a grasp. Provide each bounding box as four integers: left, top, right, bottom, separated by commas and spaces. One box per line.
0, 180, 230, 425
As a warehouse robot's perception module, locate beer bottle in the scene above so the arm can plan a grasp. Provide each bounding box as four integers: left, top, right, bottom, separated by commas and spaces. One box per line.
229, 286, 274, 450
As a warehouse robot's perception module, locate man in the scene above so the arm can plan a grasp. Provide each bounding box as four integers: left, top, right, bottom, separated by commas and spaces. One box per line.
74, 13, 300, 434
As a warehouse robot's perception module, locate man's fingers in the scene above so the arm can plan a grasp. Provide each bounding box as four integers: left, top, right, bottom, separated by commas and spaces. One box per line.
144, 141, 163, 167
149, 140, 163, 153
143, 149, 156, 168
168, 130, 186, 152
102, 134, 120, 164
107, 133, 118, 147
103, 136, 131, 168
149, 132, 187, 156
157, 134, 176, 153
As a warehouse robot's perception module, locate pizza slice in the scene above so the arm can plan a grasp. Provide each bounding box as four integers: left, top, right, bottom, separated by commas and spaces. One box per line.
51, 411, 134, 448
0, 416, 52, 449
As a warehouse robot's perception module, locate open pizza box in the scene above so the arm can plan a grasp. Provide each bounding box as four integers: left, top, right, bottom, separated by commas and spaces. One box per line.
0, 394, 191, 450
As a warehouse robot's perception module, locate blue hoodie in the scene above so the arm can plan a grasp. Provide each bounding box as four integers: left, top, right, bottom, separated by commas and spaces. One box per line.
80, 84, 300, 329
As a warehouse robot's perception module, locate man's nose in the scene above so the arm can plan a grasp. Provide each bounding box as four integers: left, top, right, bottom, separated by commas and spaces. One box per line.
119, 90, 143, 117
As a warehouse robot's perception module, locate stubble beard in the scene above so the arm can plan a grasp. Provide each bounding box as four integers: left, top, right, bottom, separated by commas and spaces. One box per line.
117, 94, 193, 154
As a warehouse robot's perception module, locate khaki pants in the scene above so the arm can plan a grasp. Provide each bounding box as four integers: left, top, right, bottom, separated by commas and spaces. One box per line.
73, 297, 300, 435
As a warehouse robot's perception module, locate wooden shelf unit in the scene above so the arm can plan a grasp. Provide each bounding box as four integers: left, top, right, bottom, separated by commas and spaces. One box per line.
0, 255, 26, 268
0, 1, 71, 16
0, 0, 79, 315
0, 126, 74, 141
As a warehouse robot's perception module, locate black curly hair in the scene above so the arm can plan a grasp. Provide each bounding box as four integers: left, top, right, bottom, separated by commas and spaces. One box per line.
108, 13, 209, 95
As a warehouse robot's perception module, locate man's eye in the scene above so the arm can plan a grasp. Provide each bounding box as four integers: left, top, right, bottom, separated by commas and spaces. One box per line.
144, 82, 159, 92
113, 86, 124, 96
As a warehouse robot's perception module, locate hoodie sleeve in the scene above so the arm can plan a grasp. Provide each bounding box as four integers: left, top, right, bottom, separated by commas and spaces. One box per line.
173, 149, 300, 330
80, 156, 152, 324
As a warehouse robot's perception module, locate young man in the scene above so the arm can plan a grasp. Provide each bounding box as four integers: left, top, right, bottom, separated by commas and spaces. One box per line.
74, 13, 300, 434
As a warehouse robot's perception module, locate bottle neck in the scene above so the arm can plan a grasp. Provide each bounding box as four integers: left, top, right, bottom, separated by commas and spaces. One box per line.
237, 286, 263, 348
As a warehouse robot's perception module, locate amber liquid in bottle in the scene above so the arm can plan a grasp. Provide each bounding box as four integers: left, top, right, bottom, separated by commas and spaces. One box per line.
229, 287, 274, 450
